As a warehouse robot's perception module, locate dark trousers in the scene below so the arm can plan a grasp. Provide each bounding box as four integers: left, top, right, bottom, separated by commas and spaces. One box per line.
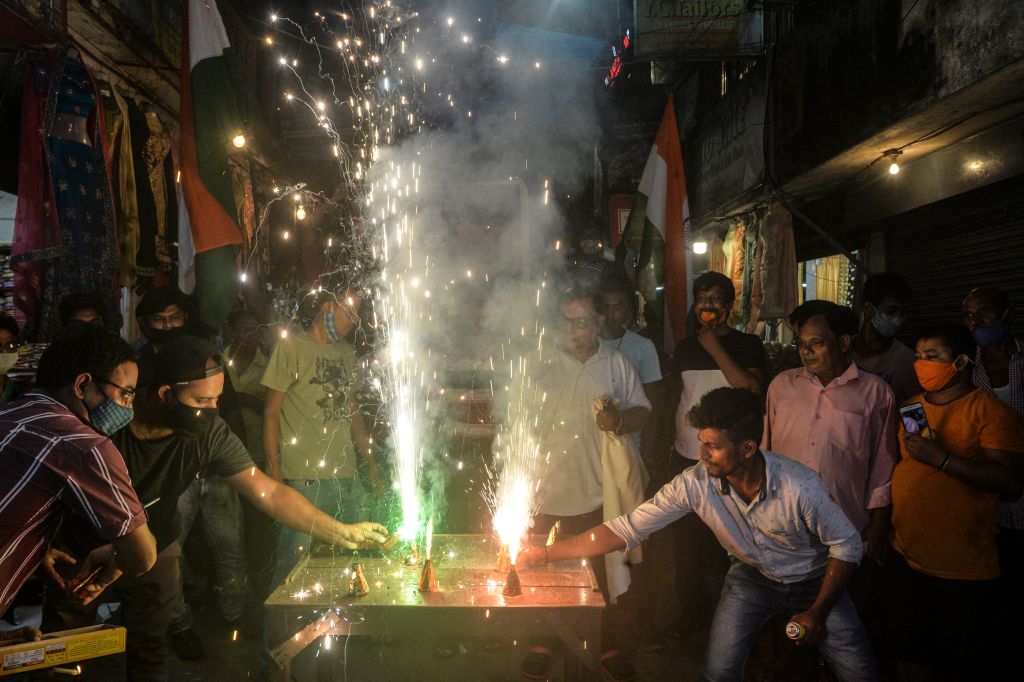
43, 542, 181, 682
669, 453, 728, 629
997, 528, 1024, 670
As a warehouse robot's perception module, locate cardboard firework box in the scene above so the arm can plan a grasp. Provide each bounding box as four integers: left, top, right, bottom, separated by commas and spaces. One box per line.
0, 624, 126, 676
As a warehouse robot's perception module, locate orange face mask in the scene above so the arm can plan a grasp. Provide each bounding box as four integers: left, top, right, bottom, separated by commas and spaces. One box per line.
699, 311, 719, 323
914, 359, 958, 392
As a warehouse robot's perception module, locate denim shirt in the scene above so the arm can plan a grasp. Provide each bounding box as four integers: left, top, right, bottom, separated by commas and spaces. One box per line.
606, 451, 862, 584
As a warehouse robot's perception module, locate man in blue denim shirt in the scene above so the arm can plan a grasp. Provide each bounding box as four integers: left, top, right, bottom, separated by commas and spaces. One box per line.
520, 387, 877, 682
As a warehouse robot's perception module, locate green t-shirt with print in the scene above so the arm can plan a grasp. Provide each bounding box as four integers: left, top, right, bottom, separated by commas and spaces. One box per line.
261, 332, 362, 480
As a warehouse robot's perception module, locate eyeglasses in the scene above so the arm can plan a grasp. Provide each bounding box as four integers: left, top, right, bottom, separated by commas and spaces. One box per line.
561, 316, 595, 330
96, 377, 136, 406
0, 341, 18, 353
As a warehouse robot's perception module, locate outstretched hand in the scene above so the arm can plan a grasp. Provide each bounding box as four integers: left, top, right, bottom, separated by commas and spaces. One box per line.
516, 545, 547, 568
336, 521, 389, 549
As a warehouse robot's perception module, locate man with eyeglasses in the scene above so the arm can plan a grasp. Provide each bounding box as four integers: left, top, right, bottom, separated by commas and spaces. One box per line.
0, 315, 27, 405
0, 324, 157, 641
42, 335, 387, 681
521, 289, 650, 681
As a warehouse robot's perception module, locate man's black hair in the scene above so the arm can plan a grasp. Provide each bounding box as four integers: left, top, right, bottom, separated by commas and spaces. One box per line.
58, 292, 106, 326
862, 272, 913, 306
693, 272, 736, 306
686, 387, 764, 445
788, 300, 859, 338
36, 324, 137, 390
135, 286, 196, 323
917, 322, 976, 360
598, 275, 635, 311
966, 286, 1011, 314
0, 315, 18, 339
226, 308, 260, 330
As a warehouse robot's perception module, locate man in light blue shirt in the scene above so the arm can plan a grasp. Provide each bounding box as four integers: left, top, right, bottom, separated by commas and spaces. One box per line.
520, 387, 877, 682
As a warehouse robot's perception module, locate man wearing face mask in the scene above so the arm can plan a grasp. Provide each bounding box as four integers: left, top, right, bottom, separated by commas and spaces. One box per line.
852, 273, 919, 402
43, 334, 388, 681
882, 322, 1024, 680
962, 286, 1024, 663
0, 325, 156, 642
666, 271, 765, 640
0, 315, 27, 405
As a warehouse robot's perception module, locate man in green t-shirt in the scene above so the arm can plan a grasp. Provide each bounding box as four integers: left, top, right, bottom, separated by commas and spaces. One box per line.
262, 282, 382, 583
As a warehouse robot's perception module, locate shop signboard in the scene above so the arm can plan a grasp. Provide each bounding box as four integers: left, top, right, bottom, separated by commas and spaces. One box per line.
634, 0, 763, 59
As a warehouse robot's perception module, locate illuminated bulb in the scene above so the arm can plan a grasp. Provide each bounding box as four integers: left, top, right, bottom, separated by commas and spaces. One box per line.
497, 55, 509, 64
283, 230, 290, 240
447, 16, 454, 26
888, 162, 900, 175
239, 272, 248, 283
270, 13, 277, 22
231, 133, 246, 148
693, 240, 708, 255
535, 61, 541, 69
278, 57, 286, 65
295, 207, 306, 220
265, 36, 273, 45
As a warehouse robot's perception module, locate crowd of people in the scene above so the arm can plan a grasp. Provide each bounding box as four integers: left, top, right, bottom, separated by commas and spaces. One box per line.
0, 265, 1021, 682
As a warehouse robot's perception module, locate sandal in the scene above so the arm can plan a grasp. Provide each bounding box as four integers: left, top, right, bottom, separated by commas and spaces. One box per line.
521, 645, 554, 679
600, 650, 637, 681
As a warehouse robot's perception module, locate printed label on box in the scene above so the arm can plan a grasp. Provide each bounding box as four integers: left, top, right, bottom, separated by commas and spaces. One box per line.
3, 647, 44, 671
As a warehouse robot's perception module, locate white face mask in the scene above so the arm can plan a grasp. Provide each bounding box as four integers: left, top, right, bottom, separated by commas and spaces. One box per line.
0, 352, 19, 374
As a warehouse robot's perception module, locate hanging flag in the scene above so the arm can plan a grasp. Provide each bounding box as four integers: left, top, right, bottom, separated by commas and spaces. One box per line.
179, 0, 248, 329
622, 98, 689, 351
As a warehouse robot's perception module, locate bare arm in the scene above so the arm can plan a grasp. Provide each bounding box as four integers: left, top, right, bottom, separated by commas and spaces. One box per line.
696, 327, 764, 393
263, 389, 286, 481
226, 467, 387, 548
788, 557, 857, 646
111, 524, 157, 576
905, 434, 1024, 497
519, 524, 626, 567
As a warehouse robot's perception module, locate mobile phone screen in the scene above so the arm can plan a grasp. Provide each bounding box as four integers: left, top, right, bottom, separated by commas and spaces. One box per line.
899, 402, 932, 438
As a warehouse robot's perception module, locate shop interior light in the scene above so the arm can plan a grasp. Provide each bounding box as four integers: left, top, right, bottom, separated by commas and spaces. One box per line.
883, 148, 902, 175
693, 240, 708, 255
231, 133, 246, 148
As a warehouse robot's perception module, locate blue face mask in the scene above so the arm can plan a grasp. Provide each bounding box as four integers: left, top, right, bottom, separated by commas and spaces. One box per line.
972, 317, 1008, 347
324, 310, 340, 343
88, 396, 134, 436
870, 307, 903, 339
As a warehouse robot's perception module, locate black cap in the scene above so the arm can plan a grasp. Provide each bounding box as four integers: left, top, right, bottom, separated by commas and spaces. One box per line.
151, 335, 224, 387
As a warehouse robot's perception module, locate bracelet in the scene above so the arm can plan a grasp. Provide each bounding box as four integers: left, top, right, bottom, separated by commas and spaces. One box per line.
939, 453, 952, 471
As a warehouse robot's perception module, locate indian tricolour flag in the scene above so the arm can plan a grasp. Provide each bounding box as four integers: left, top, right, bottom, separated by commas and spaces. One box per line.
622, 98, 689, 351
179, 0, 248, 329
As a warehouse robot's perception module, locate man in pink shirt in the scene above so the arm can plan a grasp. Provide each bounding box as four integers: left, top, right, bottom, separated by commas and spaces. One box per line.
764, 300, 897, 560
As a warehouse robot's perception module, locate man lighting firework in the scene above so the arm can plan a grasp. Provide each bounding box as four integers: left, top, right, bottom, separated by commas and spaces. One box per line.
523, 288, 651, 681
519, 387, 879, 682
41, 335, 387, 681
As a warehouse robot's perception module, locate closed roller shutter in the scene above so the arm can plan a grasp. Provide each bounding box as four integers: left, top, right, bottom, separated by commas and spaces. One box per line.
885, 175, 1024, 342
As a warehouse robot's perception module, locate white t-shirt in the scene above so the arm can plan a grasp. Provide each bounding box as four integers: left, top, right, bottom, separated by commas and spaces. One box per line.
600, 329, 662, 384
537, 345, 651, 516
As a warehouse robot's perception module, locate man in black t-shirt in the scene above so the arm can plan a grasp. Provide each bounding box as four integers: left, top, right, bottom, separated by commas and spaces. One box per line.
666, 271, 766, 637
43, 336, 388, 682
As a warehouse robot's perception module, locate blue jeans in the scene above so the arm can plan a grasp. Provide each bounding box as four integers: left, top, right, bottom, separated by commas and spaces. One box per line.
169, 476, 246, 631
272, 478, 361, 587
701, 561, 878, 682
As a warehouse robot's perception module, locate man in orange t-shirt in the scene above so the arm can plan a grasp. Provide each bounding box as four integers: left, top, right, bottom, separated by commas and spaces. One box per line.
883, 322, 1024, 680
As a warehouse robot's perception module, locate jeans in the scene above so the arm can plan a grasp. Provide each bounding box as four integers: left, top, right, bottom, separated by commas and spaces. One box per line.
272, 478, 360, 587
701, 561, 878, 682
168, 476, 246, 632
43, 542, 182, 682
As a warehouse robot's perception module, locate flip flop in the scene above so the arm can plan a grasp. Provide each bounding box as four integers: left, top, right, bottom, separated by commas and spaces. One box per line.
600, 650, 637, 681
521, 645, 554, 680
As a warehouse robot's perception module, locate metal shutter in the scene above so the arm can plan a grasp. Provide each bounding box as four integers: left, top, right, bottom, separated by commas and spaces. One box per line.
885, 175, 1024, 342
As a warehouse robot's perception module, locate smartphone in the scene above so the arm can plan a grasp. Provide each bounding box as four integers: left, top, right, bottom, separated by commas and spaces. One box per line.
899, 402, 933, 439
67, 566, 103, 596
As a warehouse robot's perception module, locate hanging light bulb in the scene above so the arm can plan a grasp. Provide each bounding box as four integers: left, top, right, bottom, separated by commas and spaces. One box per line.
231, 133, 246, 148
295, 206, 307, 220
883, 148, 902, 175
693, 240, 708, 255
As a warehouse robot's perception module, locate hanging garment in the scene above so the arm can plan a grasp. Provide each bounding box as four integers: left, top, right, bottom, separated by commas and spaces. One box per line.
740, 217, 760, 329
143, 109, 174, 268
727, 220, 747, 328
594, 400, 648, 604
707, 229, 728, 275
13, 50, 118, 337
104, 83, 140, 283
757, 202, 799, 320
